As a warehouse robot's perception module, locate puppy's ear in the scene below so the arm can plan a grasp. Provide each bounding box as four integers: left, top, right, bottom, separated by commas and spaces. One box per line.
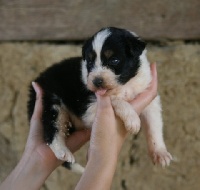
125, 33, 146, 57
82, 38, 93, 60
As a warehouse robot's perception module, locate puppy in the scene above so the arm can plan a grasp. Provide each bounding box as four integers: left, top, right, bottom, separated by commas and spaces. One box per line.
28, 27, 172, 173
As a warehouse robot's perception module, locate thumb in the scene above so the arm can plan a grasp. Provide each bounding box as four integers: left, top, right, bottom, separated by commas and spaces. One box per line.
28, 82, 44, 142
94, 93, 115, 129
31, 82, 43, 121
96, 93, 112, 112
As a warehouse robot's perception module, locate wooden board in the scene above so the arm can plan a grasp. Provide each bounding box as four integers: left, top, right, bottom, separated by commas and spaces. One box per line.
0, 0, 199, 40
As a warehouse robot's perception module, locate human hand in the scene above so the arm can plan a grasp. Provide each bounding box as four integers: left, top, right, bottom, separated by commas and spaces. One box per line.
24, 82, 91, 173
129, 63, 158, 114
76, 63, 158, 190
88, 63, 158, 161
0, 83, 91, 190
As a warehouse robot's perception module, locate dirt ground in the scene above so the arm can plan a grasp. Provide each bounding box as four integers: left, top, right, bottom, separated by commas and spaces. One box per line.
0, 42, 199, 190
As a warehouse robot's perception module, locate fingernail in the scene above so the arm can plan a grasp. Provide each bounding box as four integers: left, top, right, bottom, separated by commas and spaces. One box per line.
95, 93, 102, 103
32, 81, 36, 91
96, 92, 103, 102
97, 95, 112, 111
32, 81, 40, 98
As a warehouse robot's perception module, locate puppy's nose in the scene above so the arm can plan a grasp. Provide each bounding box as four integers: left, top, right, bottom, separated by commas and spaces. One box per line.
93, 77, 103, 88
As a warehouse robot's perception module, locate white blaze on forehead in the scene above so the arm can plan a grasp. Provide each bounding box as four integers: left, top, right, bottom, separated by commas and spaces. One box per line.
92, 29, 111, 67
127, 30, 138, 37
81, 60, 88, 85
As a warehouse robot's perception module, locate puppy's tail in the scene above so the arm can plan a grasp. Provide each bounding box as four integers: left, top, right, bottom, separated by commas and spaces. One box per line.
62, 162, 85, 174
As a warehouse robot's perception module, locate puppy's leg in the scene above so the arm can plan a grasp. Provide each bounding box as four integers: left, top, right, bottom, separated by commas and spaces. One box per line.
49, 104, 75, 163
50, 133, 75, 163
111, 97, 141, 134
141, 95, 172, 167
50, 105, 85, 174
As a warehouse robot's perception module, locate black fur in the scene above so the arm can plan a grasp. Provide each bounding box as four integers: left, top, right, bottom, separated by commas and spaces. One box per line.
83, 27, 146, 84
105, 27, 146, 84
27, 27, 146, 171
28, 57, 94, 144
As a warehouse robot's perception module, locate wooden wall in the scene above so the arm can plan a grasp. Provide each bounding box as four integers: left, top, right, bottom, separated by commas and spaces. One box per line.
0, 0, 200, 40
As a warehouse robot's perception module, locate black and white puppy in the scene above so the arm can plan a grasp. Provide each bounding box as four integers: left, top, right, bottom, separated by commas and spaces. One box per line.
28, 27, 172, 173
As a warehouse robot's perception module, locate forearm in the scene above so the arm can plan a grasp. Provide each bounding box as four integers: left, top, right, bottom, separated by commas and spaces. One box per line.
75, 150, 118, 190
0, 153, 54, 190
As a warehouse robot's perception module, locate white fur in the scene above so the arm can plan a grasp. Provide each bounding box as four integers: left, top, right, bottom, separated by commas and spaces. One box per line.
81, 29, 111, 86
92, 28, 111, 66
141, 96, 172, 167
92, 28, 111, 72
50, 134, 75, 163
83, 49, 152, 132
83, 44, 172, 166
57, 28, 172, 169
50, 133, 85, 173
127, 30, 138, 37
70, 163, 85, 174
82, 101, 97, 127
49, 104, 75, 163
49, 104, 86, 174
81, 60, 88, 85
111, 96, 141, 134
112, 49, 151, 100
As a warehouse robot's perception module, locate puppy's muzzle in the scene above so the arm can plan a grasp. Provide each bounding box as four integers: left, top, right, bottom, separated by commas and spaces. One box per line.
92, 77, 104, 88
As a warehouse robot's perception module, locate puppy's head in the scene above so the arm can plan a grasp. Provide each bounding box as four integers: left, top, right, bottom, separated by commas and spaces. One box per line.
81, 27, 146, 95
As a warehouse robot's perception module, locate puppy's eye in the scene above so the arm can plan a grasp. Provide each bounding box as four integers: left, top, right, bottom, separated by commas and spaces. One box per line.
110, 58, 120, 66
88, 60, 93, 66
87, 60, 93, 70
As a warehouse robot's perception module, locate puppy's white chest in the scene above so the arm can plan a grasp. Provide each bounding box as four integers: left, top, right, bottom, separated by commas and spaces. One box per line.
110, 81, 149, 101
82, 101, 97, 127
116, 88, 138, 101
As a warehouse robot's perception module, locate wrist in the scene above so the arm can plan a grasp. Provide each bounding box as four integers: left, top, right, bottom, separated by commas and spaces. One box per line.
89, 135, 125, 164
75, 149, 118, 190
0, 152, 54, 190
88, 147, 119, 164
15, 155, 50, 190
21, 150, 56, 179
87, 145, 120, 177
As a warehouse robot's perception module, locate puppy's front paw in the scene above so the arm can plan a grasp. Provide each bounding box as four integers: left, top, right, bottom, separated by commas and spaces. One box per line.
50, 143, 75, 163
110, 96, 141, 134
125, 112, 141, 134
55, 148, 75, 163
150, 148, 173, 167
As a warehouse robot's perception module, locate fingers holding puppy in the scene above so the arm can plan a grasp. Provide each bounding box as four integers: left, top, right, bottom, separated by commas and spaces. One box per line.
130, 63, 158, 115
